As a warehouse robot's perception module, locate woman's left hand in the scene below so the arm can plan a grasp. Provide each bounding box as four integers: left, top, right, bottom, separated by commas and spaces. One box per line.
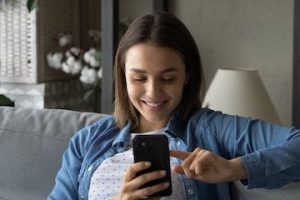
170, 148, 247, 183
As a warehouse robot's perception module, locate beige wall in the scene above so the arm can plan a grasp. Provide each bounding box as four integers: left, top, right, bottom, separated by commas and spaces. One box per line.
119, 0, 152, 20
169, 0, 293, 125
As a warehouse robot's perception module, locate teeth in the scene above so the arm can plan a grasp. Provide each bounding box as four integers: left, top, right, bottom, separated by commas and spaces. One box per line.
145, 102, 163, 107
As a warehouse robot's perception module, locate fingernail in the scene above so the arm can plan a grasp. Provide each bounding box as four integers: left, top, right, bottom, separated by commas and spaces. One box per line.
144, 162, 151, 167
160, 170, 167, 176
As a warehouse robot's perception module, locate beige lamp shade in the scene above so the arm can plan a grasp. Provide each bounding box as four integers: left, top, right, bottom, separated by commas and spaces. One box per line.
202, 68, 281, 124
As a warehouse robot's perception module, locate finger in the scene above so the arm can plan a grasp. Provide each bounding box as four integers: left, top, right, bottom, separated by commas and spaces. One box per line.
172, 165, 185, 174
133, 182, 170, 198
169, 150, 190, 160
189, 148, 207, 173
191, 150, 212, 175
181, 148, 201, 177
182, 148, 201, 169
124, 162, 151, 182
130, 170, 167, 191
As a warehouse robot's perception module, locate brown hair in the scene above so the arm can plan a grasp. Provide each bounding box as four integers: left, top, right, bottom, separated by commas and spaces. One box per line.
114, 12, 205, 130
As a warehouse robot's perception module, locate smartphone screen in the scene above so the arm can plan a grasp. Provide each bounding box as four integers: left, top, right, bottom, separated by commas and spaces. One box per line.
132, 134, 172, 197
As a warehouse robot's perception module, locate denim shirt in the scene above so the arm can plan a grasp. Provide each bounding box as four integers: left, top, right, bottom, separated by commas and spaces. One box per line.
48, 108, 300, 200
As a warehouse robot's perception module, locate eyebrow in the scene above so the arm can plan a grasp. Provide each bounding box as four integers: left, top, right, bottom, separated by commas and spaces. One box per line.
129, 67, 178, 74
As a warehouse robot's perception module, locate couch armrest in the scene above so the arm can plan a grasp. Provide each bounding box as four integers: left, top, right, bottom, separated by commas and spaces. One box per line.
231, 180, 300, 200
0, 107, 106, 200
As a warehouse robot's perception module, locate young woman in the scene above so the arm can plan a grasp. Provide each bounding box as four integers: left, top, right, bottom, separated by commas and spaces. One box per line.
48, 12, 300, 200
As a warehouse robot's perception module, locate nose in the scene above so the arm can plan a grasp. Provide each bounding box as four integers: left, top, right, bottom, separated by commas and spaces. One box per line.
146, 79, 162, 98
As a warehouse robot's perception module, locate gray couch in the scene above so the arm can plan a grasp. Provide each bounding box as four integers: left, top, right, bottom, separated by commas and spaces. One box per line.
0, 106, 300, 200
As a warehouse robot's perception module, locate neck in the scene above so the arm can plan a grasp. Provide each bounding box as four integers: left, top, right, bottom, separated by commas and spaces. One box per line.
136, 118, 168, 133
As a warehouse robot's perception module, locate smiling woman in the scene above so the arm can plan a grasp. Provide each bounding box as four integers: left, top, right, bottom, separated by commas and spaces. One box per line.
48, 12, 300, 200
124, 44, 187, 132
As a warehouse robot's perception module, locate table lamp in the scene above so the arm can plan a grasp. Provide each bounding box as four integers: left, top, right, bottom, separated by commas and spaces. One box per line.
202, 68, 281, 124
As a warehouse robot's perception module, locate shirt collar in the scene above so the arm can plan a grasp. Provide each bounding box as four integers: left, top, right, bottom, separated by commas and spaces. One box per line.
112, 113, 184, 147
165, 113, 184, 137
112, 121, 132, 148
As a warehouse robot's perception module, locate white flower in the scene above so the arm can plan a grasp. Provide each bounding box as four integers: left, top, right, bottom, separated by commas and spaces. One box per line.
62, 56, 82, 75
69, 47, 81, 57
66, 56, 75, 66
80, 67, 98, 84
65, 47, 80, 58
83, 49, 93, 63
72, 61, 83, 74
47, 52, 63, 69
65, 50, 72, 58
88, 29, 101, 43
83, 48, 100, 67
62, 62, 71, 74
90, 56, 100, 67
59, 34, 72, 47
98, 67, 103, 79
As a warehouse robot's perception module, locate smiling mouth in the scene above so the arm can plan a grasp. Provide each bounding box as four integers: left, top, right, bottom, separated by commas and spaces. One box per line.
142, 100, 167, 109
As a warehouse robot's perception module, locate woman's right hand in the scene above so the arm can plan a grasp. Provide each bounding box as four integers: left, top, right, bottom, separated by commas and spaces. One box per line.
113, 161, 170, 200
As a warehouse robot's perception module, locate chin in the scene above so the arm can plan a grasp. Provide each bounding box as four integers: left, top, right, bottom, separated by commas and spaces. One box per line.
144, 113, 170, 123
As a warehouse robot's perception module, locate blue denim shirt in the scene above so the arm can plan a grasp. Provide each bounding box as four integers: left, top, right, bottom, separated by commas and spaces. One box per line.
48, 108, 300, 200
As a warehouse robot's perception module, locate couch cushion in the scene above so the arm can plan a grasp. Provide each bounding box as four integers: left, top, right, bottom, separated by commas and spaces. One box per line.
232, 180, 300, 200
0, 107, 105, 200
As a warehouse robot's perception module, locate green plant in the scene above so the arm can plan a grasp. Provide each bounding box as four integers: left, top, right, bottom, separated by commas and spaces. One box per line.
27, 0, 38, 12
0, 95, 14, 106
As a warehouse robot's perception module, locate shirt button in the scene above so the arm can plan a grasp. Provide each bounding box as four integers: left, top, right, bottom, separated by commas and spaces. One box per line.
187, 188, 194, 195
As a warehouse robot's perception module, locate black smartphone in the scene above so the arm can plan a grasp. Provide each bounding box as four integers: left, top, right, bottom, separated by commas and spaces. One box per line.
132, 134, 172, 197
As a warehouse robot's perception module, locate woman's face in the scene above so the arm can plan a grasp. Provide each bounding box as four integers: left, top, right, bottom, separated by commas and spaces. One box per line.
125, 43, 187, 131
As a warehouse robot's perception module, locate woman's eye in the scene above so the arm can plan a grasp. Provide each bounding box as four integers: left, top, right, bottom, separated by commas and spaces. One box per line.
133, 77, 146, 82
162, 78, 175, 82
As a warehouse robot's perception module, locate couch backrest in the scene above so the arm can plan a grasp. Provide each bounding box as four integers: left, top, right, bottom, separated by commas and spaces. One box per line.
1, 107, 300, 200
0, 107, 105, 200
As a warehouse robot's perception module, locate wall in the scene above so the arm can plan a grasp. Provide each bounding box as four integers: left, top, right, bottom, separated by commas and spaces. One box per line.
119, 0, 152, 21
169, 0, 294, 125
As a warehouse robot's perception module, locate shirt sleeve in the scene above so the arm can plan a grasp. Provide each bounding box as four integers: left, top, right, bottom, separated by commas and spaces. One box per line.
47, 117, 110, 200
47, 127, 90, 200
207, 110, 300, 189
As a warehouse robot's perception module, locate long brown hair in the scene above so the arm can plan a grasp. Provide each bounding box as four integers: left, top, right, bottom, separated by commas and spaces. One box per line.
114, 12, 205, 130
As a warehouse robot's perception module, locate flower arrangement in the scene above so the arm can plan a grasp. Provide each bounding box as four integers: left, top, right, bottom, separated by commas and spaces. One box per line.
47, 30, 102, 86
46, 30, 102, 100
46, 18, 130, 88
44, 11, 130, 102
24, 0, 103, 86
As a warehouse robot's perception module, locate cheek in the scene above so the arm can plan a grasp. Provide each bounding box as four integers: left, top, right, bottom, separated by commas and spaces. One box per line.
169, 83, 185, 103
125, 76, 135, 99
126, 82, 140, 101
174, 88, 184, 100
